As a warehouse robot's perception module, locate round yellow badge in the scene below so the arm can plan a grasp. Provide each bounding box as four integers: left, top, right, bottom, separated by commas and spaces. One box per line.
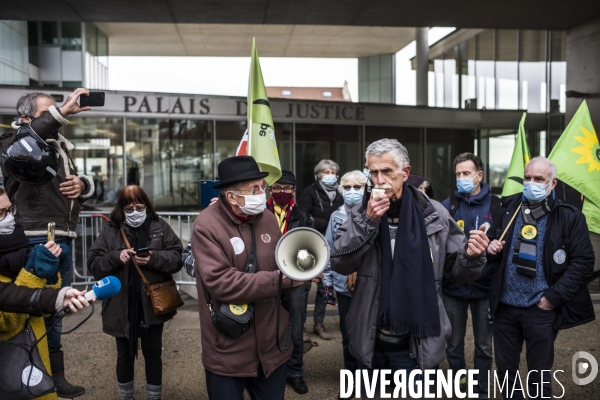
521, 225, 537, 240
229, 304, 248, 315
457, 220, 465, 231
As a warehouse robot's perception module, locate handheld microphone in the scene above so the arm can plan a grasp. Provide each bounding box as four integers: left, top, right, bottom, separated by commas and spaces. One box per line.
61, 276, 122, 313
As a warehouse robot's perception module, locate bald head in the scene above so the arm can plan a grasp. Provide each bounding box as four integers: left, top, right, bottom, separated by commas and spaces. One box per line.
524, 157, 557, 192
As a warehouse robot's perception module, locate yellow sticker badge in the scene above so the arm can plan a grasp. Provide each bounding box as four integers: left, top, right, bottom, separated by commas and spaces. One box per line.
457, 220, 465, 231
229, 304, 248, 315
521, 225, 537, 240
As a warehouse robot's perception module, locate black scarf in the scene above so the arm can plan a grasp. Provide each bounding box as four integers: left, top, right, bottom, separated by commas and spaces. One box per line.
126, 218, 151, 358
0, 224, 31, 280
378, 184, 440, 338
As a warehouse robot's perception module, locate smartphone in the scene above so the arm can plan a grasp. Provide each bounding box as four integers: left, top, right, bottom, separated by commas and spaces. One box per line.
371, 188, 385, 199
136, 247, 150, 257
47, 222, 55, 242
79, 92, 105, 107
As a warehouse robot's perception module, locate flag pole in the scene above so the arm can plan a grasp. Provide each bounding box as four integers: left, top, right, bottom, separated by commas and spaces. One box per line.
499, 203, 522, 242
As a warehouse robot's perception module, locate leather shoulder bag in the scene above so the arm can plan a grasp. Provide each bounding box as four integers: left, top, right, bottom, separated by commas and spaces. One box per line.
121, 228, 184, 315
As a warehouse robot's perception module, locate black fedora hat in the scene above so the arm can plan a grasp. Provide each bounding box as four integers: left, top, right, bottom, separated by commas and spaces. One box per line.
213, 156, 269, 189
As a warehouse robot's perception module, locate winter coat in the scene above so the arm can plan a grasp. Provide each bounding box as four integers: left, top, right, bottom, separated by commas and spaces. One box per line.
0, 245, 63, 400
192, 199, 292, 378
3, 107, 94, 238
323, 205, 353, 295
297, 182, 344, 234
87, 217, 183, 337
441, 182, 496, 299
331, 186, 486, 369
487, 193, 595, 330
0, 281, 62, 315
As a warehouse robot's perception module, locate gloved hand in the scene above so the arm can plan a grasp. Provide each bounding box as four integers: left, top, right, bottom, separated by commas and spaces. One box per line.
24, 243, 66, 283
323, 285, 336, 306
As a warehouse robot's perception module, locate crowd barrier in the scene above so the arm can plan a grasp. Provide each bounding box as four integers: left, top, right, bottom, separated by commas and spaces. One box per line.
71, 211, 199, 289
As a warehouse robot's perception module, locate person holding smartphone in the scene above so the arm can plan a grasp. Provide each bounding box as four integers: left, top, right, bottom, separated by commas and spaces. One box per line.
87, 185, 183, 400
1, 88, 96, 398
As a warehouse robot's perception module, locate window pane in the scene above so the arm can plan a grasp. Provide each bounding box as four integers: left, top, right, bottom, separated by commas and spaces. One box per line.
274, 123, 292, 172
85, 23, 97, 56
61, 22, 82, 51
41, 22, 58, 45
60, 117, 125, 208
426, 129, 475, 200
295, 124, 361, 193
216, 120, 246, 167
27, 22, 38, 46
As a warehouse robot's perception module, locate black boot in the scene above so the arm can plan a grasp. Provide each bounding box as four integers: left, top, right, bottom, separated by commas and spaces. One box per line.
49, 351, 85, 398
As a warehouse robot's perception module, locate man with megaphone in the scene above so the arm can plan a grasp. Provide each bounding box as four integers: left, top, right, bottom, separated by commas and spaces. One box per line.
331, 139, 489, 393
192, 156, 319, 400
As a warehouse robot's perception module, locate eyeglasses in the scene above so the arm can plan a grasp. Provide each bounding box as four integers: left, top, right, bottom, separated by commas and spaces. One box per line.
271, 186, 295, 193
0, 206, 14, 220
343, 185, 363, 191
123, 204, 146, 213
234, 184, 266, 196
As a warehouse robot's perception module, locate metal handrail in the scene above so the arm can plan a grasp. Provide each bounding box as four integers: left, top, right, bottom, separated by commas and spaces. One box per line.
71, 211, 199, 288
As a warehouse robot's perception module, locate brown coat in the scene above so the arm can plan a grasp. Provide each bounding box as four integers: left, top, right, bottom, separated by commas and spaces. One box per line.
192, 200, 291, 378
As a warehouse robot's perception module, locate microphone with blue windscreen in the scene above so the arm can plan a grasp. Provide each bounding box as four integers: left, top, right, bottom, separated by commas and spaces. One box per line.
61, 276, 121, 313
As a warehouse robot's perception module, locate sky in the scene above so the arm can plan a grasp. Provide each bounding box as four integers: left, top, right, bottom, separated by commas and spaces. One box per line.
108, 27, 456, 105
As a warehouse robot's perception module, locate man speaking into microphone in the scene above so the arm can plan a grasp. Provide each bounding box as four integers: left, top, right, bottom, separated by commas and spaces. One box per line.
192, 156, 318, 400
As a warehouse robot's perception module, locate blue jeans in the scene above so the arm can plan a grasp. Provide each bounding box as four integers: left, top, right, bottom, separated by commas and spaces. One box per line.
304, 280, 326, 324
337, 293, 358, 371
443, 294, 493, 397
285, 286, 306, 377
29, 236, 73, 355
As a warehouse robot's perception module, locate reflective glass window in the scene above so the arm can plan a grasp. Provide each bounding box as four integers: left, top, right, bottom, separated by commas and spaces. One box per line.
519, 30, 547, 112
41, 22, 58, 45
496, 30, 518, 109
475, 31, 495, 109
61, 22, 82, 51
295, 124, 361, 193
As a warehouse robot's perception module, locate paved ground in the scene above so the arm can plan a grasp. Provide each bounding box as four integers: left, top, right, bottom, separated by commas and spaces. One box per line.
60, 288, 600, 400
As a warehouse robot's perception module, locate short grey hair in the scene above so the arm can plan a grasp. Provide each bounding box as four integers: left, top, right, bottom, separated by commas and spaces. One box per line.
526, 156, 557, 181
338, 170, 368, 194
314, 159, 339, 181
16, 92, 55, 124
365, 139, 410, 170
219, 183, 242, 196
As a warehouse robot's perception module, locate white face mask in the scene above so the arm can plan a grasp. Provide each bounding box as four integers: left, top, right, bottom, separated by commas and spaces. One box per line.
0, 213, 15, 235
236, 193, 267, 216
125, 209, 147, 228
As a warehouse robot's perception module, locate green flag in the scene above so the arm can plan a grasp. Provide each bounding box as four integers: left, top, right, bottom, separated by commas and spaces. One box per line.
582, 198, 600, 234
548, 100, 600, 233
247, 38, 282, 186
502, 113, 531, 197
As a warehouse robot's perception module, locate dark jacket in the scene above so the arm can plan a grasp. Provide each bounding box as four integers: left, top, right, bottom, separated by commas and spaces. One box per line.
331, 186, 486, 369
88, 217, 183, 337
192, 199, 292, 378
3, 108, 94, 238
487, 193, 595, 330
441, 183, 495, 298
0, 281, 60, 316
297, 182, 344, 234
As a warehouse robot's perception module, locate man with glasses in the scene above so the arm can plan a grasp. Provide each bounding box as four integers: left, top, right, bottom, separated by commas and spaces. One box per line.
266, 170, 313, 394
192, 156, 319, 400
1, 89, 94, 398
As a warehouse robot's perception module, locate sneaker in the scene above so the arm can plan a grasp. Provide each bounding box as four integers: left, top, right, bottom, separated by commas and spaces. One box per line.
313, 323, 331, 340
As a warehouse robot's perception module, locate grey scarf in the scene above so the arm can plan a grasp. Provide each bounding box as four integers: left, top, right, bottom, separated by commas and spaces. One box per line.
319, 180, 339, 202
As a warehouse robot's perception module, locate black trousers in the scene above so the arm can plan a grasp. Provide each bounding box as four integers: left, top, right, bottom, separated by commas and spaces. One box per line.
493, 303, 558, 399
115, 323, 164, 385
205, 363, 287, 400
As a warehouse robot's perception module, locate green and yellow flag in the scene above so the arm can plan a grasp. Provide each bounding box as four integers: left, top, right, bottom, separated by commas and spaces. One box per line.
549, 100, 600, 233
247, 38, 282, 185
502, 113, 531, 197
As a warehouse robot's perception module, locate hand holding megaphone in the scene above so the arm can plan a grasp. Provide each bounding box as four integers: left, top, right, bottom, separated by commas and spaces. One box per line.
281, 272, 323, 289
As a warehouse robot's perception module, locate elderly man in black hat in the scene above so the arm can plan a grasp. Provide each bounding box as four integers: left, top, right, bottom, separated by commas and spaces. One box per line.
192, 156, 319, 400
266, 170, 313, 394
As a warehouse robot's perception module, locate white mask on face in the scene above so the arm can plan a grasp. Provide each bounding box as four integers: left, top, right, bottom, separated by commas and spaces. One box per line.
236, 193, 267, 216
0, 213, 15, 235
125, 209, 147, 228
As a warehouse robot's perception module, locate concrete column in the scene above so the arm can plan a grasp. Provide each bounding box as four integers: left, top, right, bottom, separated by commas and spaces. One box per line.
416, 27, 429, 106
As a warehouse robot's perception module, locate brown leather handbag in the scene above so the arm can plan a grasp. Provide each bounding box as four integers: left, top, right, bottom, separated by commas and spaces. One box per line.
121, 229, 184, 315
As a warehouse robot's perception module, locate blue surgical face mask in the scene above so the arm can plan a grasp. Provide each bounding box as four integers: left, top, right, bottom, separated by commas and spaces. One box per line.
322, 175, 337, 186
343, 188, 364, 206
523, 181, 550, 202
456, 176, 479, 195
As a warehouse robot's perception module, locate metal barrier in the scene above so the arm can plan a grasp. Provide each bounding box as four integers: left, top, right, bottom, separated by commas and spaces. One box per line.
71, 211, 199, 288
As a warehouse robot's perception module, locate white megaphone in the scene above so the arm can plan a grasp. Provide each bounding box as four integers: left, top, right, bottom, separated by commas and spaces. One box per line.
275, 227, 330, 281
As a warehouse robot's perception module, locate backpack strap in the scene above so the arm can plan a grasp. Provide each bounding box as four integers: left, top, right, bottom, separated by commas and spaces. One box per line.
449, 195, 460, 218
